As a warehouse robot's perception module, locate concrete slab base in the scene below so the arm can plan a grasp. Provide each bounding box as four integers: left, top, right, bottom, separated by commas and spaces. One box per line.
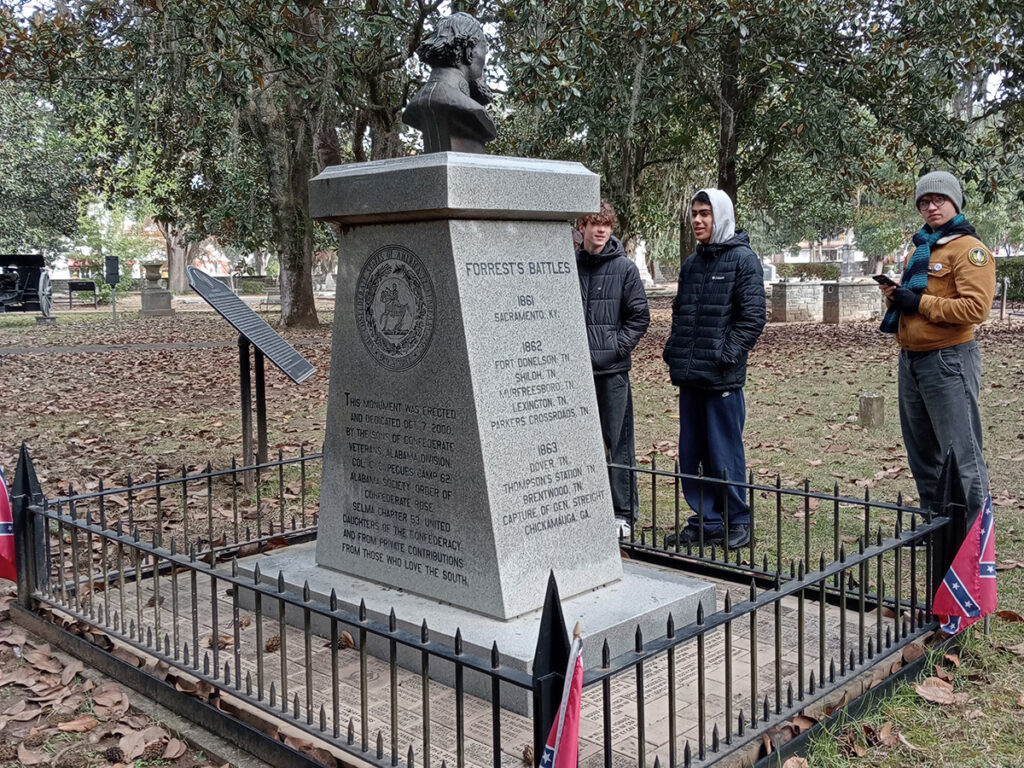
236, 542, 715, 714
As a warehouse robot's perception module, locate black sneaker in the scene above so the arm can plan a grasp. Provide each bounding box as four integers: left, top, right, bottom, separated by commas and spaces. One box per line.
664, 525, 723, 548
725, 524, 750, 550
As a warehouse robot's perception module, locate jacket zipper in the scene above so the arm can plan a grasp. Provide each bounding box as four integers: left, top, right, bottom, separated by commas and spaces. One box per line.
682, 253, 713, 379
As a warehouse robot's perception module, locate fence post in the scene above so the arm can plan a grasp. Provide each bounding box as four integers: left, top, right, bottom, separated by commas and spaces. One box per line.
12, 443, 45, 609
532, 572, 570, 768
930, 449, 969, 600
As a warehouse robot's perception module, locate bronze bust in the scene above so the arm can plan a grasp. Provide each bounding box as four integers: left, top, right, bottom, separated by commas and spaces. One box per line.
402, 13, 497, 154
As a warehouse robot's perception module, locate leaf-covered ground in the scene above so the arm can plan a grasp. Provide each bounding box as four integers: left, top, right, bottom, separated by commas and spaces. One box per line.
2, 303, 1023, 766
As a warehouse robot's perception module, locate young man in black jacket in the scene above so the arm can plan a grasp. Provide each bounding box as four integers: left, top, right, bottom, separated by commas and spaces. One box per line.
663, 189, 766, 549
576, 201, 651, 537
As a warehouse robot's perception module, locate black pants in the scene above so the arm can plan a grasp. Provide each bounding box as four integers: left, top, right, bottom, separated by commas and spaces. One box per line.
594, 372, 638, 520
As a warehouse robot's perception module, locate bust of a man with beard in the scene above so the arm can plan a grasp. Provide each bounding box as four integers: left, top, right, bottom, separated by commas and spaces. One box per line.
402, 13, 497, 154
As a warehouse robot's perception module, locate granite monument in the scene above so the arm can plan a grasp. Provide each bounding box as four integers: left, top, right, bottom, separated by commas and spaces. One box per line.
239, 13, 712, 706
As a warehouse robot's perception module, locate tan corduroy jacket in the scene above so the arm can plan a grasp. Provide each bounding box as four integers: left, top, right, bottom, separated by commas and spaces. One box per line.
895, 234, 996, 352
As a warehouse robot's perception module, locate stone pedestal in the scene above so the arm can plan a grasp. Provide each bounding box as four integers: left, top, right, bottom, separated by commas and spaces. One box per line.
771, 281, 823, 322
310, 153, 623, 620
823, 282, 884, 323
139, 262, 175, 317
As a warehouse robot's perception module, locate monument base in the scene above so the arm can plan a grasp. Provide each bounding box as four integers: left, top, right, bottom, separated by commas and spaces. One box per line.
236, 542, 715, 714
140, 290, 175, 317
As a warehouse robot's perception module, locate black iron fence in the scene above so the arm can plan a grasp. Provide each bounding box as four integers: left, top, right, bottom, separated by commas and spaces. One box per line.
7, 445, 965, 768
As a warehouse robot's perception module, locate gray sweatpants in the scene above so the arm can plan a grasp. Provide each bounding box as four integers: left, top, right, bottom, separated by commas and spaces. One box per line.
898, 340, 989, 517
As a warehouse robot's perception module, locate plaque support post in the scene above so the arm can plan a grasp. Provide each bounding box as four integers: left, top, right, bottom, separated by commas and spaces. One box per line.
254, 349, 269, 465
239, 335, 254, 493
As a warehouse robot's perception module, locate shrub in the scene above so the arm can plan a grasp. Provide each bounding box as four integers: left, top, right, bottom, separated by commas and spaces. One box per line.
777, 262, 841, 281
995, 257, 1024, 300
240, 280, 265, 295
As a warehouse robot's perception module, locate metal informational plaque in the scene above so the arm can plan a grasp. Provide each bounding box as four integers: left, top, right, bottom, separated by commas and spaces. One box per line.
186, 266, 316, 384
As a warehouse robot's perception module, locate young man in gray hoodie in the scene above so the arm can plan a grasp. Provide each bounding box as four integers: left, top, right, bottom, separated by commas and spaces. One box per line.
662, 189, 766, 549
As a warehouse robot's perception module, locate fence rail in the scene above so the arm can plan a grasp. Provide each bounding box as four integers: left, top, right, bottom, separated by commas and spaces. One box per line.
7, 444, 964, 768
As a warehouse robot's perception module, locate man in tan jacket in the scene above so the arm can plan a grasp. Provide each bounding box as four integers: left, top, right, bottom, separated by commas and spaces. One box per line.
879, 171, 995, 518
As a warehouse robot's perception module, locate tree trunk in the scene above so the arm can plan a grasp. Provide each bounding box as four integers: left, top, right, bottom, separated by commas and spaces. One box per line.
155, 219, 191, 294
716, 32, 741, 204
679, 213, 696, 266
246, 84, 319, 328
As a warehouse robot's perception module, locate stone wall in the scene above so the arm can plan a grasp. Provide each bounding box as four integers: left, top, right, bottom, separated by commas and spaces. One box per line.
771, 281, 823, 322
823, 282, 885, 323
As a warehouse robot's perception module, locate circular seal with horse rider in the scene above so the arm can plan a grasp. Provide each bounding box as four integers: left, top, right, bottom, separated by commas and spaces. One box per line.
355, 245, 436, 371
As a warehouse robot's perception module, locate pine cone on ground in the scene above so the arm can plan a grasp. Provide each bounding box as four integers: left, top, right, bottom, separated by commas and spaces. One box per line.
103, 746, 125, 763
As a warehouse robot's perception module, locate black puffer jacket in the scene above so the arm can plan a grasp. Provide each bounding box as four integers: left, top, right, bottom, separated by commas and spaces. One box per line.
663, 231, 766, 391
577, 236, 651, 375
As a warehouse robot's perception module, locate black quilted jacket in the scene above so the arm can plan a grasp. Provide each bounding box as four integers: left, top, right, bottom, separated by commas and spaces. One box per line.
663, 231, 766, 391
576, 237, 651, 375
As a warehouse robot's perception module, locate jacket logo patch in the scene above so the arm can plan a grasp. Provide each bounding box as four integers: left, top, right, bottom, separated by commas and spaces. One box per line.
968, 248, 989, 267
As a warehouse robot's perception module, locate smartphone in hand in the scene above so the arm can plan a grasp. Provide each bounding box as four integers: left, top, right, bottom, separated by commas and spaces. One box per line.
872, 274, 897, 287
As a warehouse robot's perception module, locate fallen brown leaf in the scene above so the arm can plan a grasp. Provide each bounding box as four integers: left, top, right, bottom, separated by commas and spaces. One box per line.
995, 610, 1024, 623
902, 642, 926, 663
8, 705, 43, 722
877, 721, 899, 748
163, 737, 188, 760
915, 676, 957, 705
119, 725, 169, 760
57, 714, 99, 732
934, 664, 954, 683
60, 659, 84, 686
944, 653, 961, 668
782, 758, 808, 768
17, 742, 50, 765
23, 648, 62, 674
791, 714, 817, 733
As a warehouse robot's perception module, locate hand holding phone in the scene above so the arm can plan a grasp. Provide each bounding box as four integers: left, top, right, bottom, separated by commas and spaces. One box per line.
872, 274, 897, 287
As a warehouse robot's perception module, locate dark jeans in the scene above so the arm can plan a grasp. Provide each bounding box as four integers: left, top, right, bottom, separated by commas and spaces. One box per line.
594, 372, 638, 520
899, 341, 988, 518
677, 387, 751, 529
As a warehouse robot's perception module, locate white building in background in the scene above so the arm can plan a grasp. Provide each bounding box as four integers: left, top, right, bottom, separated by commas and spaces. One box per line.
768, 229, 868, 276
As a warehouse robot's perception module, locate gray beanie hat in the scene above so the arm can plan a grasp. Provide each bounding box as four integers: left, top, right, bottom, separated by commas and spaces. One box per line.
915, 171, 963, 212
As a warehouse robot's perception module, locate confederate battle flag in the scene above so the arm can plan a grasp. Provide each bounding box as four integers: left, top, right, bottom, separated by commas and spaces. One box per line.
540, 632, 583, 768
933, 495, 996, 634
0, 465, 15, 582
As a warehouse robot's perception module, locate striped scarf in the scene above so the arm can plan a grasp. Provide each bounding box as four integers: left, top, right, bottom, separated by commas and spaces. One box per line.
879, 213, 966, 334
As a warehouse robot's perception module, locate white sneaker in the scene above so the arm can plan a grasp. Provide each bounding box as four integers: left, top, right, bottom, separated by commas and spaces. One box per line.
615, 516, 632, 538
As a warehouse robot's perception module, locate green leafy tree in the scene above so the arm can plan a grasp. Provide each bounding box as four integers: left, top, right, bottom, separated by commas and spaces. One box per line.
69, 198, 157, 301
0, 83, 87, 260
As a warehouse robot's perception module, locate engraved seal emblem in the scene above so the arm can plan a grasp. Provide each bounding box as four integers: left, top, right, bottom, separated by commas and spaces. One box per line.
355, 245, 436, 370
